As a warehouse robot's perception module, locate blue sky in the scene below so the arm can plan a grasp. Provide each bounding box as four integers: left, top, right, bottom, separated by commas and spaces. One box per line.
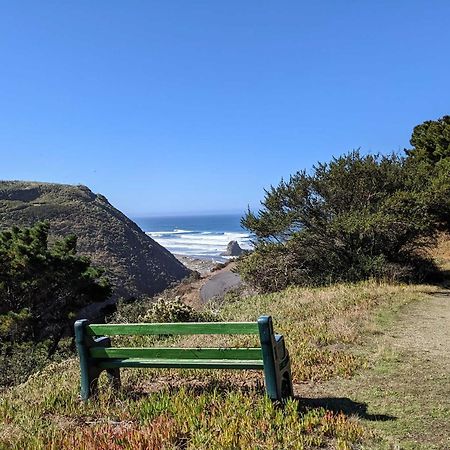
1, 1, 449, 216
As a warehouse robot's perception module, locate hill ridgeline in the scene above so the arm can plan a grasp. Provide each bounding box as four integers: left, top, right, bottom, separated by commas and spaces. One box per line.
0, 181, 190, 300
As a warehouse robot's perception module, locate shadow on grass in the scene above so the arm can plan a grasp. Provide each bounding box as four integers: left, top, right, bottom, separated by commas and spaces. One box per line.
121, 376, 265, 400
121, 380, 395, 422
296, 396, 396, 422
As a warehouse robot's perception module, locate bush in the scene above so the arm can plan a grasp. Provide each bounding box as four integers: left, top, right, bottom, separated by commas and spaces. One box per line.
0, 341, 49, 386
238, 151, 441, 292
0, 222, 111, 386
140, 297, 217, 323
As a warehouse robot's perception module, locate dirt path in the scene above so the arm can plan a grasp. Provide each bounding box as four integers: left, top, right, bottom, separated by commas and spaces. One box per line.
388, 291, 450, 365
200, 271, 242, 302
302, 291, 450, 449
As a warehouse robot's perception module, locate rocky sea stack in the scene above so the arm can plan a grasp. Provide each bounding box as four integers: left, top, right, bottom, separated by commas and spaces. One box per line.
221, 240, 244, 257
0, 181, 190, 300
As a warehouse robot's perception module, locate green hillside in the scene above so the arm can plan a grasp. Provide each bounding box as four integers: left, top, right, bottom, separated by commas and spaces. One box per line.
0, 181, 190, 300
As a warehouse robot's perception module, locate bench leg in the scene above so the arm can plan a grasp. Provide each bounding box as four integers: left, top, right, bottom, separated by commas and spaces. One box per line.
258, 316, 283, 401
80, 367, 120, 401
75, 319, 117, 401
258, 316, 294, 401
80, 366, 103, 401
280, 360, 294, 398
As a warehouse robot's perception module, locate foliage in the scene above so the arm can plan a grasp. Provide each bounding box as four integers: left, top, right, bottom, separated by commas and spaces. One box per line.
0, 221, 111, 386
405, 116, 450, 229
0, 340, 50, 387
137, 296, 216, 323
406, 115, 450, 162
238, 151, 441, 291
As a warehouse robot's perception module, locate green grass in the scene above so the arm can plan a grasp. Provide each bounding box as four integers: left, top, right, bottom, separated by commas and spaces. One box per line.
312, 349, 450, 449
0, 281, 440, 449
0, 361, 367, 449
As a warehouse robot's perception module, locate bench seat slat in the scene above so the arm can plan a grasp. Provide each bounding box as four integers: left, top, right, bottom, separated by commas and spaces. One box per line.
90, 347, 262, 360
97, 358, 264, 370
87, 322, 259, 336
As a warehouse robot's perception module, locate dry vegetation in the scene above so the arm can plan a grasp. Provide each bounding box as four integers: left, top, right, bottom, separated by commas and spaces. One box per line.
0, 281, 441, 449
431, 232, 450, 272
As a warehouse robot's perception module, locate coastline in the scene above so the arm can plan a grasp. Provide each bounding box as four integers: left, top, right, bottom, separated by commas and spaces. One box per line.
174, 254, 223, 274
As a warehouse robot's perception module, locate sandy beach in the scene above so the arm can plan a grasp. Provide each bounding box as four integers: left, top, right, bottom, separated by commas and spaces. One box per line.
174, 254, 222, 274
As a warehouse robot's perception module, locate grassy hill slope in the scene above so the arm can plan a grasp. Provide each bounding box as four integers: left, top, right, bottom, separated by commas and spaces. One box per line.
2, 281, 447, 449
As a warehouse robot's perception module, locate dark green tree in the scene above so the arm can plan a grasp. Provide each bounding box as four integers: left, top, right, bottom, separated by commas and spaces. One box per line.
0, 222, 111, 350
0, 222, 111, 385
238, 152, 441, 292
406, 115, 450, 163
404, 115, 450, 229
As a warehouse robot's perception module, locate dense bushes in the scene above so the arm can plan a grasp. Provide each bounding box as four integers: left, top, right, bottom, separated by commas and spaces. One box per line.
238, 117, 450, 292
0, 222, 111, 386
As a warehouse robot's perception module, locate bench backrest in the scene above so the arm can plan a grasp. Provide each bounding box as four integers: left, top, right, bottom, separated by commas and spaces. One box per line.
86, 322, 260, 336
81, 321, 263, 361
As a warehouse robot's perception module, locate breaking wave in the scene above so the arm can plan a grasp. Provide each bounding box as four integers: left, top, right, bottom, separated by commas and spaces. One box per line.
147, 229, 252, 260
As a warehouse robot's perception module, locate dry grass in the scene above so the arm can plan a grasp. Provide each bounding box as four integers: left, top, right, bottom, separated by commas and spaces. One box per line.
220, 282, 436, 382
306, 294, 450, 449
0, 281, 439, 449
429, 232, 450, 271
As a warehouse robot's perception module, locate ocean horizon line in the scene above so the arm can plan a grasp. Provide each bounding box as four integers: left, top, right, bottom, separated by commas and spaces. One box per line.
131, 211, 246, 220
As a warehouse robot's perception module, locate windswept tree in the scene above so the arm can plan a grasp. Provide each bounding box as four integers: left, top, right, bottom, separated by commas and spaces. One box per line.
238, 151, 442, 292
405, 115, 450, 229
406, 115, 450, 163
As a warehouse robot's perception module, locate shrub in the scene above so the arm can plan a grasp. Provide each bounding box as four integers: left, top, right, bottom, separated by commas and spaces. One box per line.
0, 222, 111, 386
0, 341, 50, 386
140, 296, 217, 323
238, 151, 441, 292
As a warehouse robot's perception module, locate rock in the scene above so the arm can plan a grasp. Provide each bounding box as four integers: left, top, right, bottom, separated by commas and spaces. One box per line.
221, 240, 244, 257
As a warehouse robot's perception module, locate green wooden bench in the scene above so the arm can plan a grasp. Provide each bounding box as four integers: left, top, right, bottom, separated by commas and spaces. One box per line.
74, 315, 293, 402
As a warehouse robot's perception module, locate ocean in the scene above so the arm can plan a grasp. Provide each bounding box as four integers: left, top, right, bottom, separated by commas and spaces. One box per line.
134, 214, 252, 261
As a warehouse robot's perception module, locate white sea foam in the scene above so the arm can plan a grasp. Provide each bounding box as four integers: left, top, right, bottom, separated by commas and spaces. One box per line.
150, 229, 199, 237
147, 229, 252, 260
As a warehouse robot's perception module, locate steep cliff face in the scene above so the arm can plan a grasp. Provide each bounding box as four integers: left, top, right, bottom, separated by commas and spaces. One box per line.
0, 181, 191, 299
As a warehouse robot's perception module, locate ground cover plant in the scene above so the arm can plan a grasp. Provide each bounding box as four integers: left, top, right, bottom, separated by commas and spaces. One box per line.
0, 281, 438, 449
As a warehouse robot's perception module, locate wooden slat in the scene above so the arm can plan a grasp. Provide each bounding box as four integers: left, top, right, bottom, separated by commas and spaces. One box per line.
97, 358, 264, 370
87, 322, 259, 336
90, 347, 263, 360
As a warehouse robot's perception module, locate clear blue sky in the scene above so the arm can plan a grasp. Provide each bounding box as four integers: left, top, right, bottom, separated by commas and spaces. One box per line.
1, 1, 449, 216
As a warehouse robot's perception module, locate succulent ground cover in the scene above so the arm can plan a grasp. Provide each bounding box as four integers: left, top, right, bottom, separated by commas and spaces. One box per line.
1, 281, 445, 449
